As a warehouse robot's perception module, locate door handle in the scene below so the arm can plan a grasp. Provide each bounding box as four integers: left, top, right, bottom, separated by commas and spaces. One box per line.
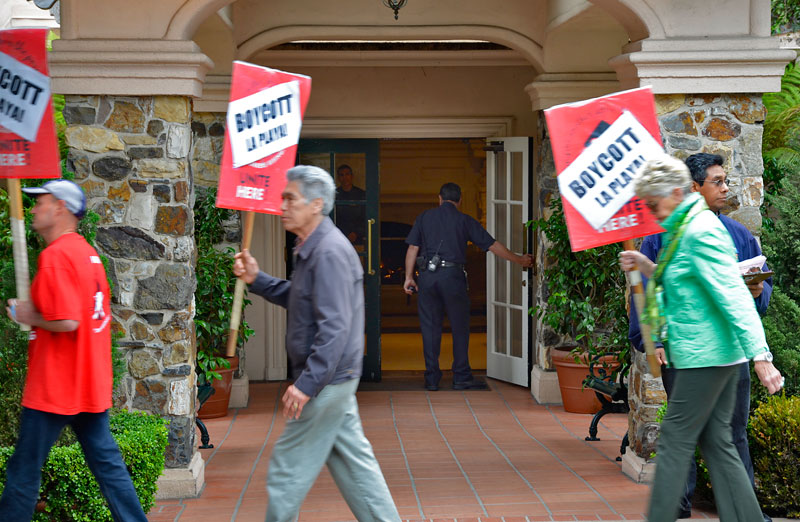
367, 218, 376, 275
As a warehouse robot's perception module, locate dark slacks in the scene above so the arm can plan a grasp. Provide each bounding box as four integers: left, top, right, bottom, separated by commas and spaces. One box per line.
661, 361, 754, 511
0, 408, 147, 522
648, 365, 762, 522
417, 266, 472, 386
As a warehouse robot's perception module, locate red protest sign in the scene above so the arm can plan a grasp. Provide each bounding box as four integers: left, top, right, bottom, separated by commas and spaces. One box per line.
216, 62, 312, 213
0, 28, 59, 179
544, 86, 664, 251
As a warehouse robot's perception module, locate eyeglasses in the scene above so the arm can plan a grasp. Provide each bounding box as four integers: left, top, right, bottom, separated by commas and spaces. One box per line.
704, 178, 728, 187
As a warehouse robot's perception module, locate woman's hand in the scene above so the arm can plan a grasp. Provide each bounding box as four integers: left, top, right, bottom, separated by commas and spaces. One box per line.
754, 361, 784, 395
619, 250, 657, 279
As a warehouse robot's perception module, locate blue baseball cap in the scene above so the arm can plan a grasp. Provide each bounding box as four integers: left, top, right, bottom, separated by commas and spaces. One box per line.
22, 179, 87, 219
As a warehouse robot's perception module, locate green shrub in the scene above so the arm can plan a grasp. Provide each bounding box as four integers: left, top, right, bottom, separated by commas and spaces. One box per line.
0, 410, 167, 521
749, 394, 800, 517
752, 288, 800, 408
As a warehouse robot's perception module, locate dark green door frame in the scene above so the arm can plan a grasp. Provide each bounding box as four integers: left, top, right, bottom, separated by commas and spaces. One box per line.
298, 139, 382, 381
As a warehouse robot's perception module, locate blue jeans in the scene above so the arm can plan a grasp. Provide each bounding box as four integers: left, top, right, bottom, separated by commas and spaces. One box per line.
0, 408, 147, 522
661, 361, 754, 511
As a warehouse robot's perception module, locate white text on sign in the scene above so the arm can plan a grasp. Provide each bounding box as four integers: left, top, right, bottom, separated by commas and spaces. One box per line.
235, 185, 264, 200
0, 138, 29, 165
226, 81, 302, 168
0, 50, 51, 142
556, 111, 665, 230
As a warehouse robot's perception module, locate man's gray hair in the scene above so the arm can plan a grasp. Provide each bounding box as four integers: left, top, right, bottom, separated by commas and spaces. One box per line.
287, 165, 336, 215
634, 155, 692, 200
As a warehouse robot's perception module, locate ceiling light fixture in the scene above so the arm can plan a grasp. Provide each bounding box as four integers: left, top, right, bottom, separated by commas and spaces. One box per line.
382, 0, 407, 20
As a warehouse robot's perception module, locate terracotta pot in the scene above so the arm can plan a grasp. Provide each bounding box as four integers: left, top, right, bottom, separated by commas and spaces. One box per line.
551, 347, 619, 414
198, 355, 238, 419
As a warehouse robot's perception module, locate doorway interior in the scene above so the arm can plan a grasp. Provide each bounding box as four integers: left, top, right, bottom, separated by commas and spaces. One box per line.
379, 138, 488, 372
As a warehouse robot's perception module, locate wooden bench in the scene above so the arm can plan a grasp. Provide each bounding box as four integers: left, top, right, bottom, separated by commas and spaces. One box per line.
583, 356, 630, 460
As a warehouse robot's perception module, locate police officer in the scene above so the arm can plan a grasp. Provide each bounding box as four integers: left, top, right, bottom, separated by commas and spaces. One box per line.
403, 183, 533, 391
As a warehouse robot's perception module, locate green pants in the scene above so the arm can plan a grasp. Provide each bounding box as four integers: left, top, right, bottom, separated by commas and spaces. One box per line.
648, 365, 762, 522
265, 378, 400, 522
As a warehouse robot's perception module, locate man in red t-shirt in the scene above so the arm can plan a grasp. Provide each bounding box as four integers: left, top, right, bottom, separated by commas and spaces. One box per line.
1, 180, 146, 522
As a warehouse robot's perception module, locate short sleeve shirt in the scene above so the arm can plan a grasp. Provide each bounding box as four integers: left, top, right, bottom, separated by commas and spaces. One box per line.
22, 233, 112, 414
405, 202, 495, 264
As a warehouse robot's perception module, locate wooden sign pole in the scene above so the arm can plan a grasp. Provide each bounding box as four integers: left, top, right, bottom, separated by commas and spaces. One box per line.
623, 239, 660, 377
226, 211, 255, 357
7, 178, 31, 332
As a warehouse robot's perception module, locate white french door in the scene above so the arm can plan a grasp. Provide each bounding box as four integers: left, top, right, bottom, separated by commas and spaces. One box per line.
485, 137, 532, 387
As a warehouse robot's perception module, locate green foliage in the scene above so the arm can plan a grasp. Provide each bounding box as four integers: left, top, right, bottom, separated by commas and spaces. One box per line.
0, 316, 29, 447
762, 63, 800, 218
762, 169, 800, 303
0, 411, 167, 521
193, 188, 253, 384
529, 197, 629, 371
749, 394, 800, 517
772, 0, 800, 34
752, 288, 800, 408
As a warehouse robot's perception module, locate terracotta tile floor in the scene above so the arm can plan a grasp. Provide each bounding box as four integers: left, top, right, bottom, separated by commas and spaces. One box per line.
149, 377, 721, 522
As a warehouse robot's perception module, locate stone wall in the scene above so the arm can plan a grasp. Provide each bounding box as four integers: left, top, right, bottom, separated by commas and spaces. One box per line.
64, 95, 197, 468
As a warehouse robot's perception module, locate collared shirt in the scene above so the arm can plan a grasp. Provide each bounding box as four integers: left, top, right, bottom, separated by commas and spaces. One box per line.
249, 217, 364, 397
405, 201, 495, 264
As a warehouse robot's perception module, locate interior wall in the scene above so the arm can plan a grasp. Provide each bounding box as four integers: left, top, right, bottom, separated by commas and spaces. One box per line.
243, 65, 538, 135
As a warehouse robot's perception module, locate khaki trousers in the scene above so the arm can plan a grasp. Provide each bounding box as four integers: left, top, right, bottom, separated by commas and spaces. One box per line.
265, 378, 400, 522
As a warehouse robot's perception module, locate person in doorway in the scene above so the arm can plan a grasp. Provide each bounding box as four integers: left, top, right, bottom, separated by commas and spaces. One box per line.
402, 182, 533, 391
619, 155, 783, 522
232, 165, 400, 522
0, 180, 147, 522
627, 153, 773, 520
334, 164, 366, 245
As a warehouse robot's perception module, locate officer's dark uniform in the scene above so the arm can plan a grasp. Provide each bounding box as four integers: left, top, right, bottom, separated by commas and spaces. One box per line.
405, 201, 495, 388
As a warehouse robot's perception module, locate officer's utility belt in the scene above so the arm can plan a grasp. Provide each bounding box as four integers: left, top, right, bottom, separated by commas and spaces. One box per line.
417, 256, 463, 272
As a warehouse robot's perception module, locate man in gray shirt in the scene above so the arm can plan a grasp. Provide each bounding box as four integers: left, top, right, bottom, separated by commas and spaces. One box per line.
233, 165, 399, 522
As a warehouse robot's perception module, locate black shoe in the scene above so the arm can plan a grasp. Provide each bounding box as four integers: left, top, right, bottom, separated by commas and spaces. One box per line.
762, 513, 772, 522
453, 378, 488, 390
677, 508, 691, 519
425, 383, 439, 391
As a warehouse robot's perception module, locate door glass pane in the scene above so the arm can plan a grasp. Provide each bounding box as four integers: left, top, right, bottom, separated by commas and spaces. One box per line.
511, 151, 523, 201
495, 203, 508, 245
494, 306, 507, 355
510, 204, 523, 305
511, 308, 522, 358
495, 153, 507, 200
510, 267, 522, 308
511, 204, 523, 254
494, 204, 507, 303
299, 152, 330, 172
332, 154, 367, 253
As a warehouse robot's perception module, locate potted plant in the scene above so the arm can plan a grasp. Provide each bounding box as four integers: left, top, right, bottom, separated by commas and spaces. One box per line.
530, 196, 630, 413
194, 188, 253, 418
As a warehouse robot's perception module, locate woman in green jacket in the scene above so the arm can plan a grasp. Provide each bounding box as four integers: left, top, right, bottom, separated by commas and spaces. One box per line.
619, 155, 783, 522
